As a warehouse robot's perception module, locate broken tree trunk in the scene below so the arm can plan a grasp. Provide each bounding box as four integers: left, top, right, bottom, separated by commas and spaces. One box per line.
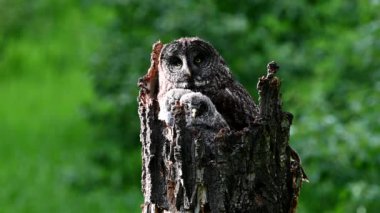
138, 42, 305, 213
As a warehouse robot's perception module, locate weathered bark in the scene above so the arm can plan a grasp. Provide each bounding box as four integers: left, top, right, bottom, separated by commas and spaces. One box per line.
138, 42, 306, 213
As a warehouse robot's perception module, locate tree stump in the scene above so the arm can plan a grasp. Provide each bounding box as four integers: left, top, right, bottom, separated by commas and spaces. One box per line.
138, 41, 306, 213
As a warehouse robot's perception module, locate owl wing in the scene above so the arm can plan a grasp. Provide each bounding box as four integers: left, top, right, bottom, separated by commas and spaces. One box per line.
211, 82, 257, 130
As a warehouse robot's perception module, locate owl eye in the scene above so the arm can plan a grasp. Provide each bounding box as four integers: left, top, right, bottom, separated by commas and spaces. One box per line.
197, 101, 208, 116
193, 54, 204, 65
168, 56, 182, 67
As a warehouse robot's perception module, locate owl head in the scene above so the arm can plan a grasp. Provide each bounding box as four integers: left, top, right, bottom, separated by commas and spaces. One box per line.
158, 37, 232, 92
179, 92, 229, 130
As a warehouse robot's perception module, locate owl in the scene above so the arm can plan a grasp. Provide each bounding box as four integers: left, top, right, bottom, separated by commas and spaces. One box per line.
157, 37, 257, 130
179, 92, 229, 131
158, 89, 228, 142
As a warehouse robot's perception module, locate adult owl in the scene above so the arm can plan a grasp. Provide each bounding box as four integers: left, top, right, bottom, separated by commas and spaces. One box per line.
157, 37, 257, 130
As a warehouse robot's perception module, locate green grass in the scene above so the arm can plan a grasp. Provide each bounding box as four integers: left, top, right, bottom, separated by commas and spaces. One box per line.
0, 72, 142, 212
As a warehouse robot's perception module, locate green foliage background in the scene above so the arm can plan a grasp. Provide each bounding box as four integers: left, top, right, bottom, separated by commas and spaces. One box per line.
0, 0, 379, 212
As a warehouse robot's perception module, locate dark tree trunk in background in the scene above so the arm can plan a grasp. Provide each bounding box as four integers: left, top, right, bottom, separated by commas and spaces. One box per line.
138, 42, 306, 213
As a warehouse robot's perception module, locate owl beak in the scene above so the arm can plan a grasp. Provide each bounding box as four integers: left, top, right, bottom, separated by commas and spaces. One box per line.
191, 108, 197, 118
183, 68, 191, 78
182, 60, 192, 78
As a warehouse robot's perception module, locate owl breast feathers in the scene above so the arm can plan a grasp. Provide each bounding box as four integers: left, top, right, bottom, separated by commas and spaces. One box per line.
158, 37, 257, 130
